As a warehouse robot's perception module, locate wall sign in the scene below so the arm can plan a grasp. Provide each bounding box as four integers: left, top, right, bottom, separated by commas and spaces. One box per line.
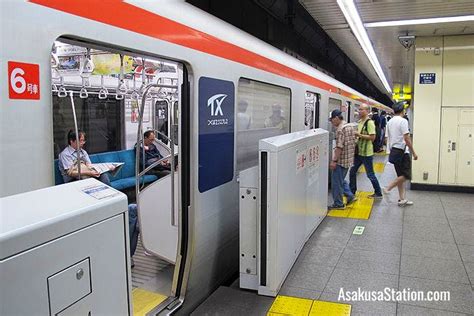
8, 61, 40, 99
198, 77, 235, 193
419, 73, 436, 84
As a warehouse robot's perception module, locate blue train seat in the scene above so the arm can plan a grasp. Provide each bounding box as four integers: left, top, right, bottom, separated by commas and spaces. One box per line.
54, 149, 158, 190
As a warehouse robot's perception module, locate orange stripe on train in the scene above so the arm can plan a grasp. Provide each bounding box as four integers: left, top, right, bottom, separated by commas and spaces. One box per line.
30, 0, 365, 100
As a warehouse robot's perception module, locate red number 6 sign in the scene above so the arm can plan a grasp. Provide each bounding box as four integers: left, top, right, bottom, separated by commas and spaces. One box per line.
8, 61, 40, 100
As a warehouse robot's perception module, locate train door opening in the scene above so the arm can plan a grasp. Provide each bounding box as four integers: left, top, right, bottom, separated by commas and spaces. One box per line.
328, 97, 343, 158
51, 39, 188, 312
304, 91, 320, 130
353, 103, 361, 123
344, 101, 351, 123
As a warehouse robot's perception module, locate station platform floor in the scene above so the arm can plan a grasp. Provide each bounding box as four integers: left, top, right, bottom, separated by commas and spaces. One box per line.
192, 155, 474, 315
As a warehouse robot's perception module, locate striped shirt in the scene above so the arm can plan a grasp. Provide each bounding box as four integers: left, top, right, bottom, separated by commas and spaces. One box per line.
335, 121, 356, 168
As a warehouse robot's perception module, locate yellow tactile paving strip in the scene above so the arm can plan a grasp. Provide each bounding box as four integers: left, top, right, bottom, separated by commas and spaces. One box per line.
358, 162, 385, 173
267, 295, 351, 316
132, 288, 167, 316
309, 300, 352, 316
327, 191, 374, 220
268, 295, 313, 316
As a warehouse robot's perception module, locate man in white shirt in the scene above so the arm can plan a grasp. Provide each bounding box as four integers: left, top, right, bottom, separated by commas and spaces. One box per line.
384, 102, 418, 206
58, 130, 111, 185
237, 100, 251, 130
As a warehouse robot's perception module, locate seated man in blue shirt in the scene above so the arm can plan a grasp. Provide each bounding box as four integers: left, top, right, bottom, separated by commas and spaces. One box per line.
140, 130, 171, 177
58, 130, 111, 185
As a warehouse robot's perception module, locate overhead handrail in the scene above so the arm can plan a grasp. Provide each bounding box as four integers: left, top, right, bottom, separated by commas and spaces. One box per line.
79, 77, 88, 99
51, 81, 178, 92
80, 48, 94, 76
131, 76, 140, 101
141, 58, 153, 101
58, 77, 67, 97
98, 75, 108, 99
116, 54, 127, 100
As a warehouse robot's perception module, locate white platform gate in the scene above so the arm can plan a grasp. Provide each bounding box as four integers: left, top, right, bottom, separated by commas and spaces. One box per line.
239, 129, 329, 296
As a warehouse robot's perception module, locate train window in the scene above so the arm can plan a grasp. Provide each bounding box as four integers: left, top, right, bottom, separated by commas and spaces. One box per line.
53, 94, 122, 157
328, 97, 342, 116
51, 40, 179, 154
344, 101, 351, 123
353, 103, 361, 122
236, 78, 291, 171
328, 97, 343, 149
304, 91, 320, 129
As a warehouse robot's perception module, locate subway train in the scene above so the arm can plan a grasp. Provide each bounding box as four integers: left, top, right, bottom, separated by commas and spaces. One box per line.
0, 0, 392, 314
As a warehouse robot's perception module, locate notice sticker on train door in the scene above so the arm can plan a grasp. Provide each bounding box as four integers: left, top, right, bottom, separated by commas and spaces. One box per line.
8, 61, 40, 100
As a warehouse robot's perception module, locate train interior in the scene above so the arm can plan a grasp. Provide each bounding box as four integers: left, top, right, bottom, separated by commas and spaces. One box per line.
51, 39, 182, 305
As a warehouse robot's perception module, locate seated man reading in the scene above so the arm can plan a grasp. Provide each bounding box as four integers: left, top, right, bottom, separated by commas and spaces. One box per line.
140, 130, 171, 177
58, 130, 112, 185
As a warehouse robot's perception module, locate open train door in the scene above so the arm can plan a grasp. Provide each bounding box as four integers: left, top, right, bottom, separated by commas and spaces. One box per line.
134, 64, 191, 312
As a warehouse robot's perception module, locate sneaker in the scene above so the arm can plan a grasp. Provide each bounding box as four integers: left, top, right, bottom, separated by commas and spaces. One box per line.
398, 199, 414, 206
328, 204, 346, 210
131, 258, 135, 268
347, 197, 358, 205
383, 187, 390, 195
368, 193, 383, 199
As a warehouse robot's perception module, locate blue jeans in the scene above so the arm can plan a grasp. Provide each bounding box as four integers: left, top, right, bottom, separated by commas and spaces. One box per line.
331, 165, 354, 207
349, 155, 382, 196
98, 173, 111, 186
128, 204, 139, 257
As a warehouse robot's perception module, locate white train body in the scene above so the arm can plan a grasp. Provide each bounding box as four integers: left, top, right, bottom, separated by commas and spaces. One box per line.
0, 0, 390, 313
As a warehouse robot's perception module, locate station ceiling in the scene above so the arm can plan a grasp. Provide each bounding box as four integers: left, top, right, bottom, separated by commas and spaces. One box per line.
300, 0, 474, 100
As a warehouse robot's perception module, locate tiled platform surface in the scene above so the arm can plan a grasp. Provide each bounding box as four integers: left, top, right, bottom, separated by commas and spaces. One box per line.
192, 156, 474, 315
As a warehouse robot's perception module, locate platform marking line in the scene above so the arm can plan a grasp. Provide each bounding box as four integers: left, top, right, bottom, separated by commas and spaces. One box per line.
358, 162, 385, 173
267, 295, 314, 316
327, 191, 374, 220
309, 300, 352, 316
132, 288, 167, 316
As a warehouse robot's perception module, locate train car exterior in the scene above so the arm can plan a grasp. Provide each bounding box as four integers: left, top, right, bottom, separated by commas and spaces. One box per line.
0, 0, 391, 314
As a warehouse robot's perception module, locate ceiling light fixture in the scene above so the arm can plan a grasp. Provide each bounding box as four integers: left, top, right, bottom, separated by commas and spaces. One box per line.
336, 0, 392, 94
365, 15, 474, 28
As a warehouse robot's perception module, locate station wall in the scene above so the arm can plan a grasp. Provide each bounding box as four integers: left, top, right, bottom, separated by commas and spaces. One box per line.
412, 35, 474, 188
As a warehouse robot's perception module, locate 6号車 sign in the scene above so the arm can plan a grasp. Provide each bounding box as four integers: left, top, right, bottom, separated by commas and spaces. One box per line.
8, 61, 40, 100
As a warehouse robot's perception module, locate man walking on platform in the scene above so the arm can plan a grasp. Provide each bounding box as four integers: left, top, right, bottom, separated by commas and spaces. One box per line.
328, 110, 357, 209
349, 104, 383, 199
384, 102, 418, 206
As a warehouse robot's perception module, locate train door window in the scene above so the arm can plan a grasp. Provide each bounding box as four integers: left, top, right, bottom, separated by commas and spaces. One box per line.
344, 101, 351, 123
328, 97, 342, 153
304, 91, 320, 129
155, 100, 169, 143
51, 39, 184, 310
353, 103, 361, 122
328, 97, 342, 115
237, 78, 291, 171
